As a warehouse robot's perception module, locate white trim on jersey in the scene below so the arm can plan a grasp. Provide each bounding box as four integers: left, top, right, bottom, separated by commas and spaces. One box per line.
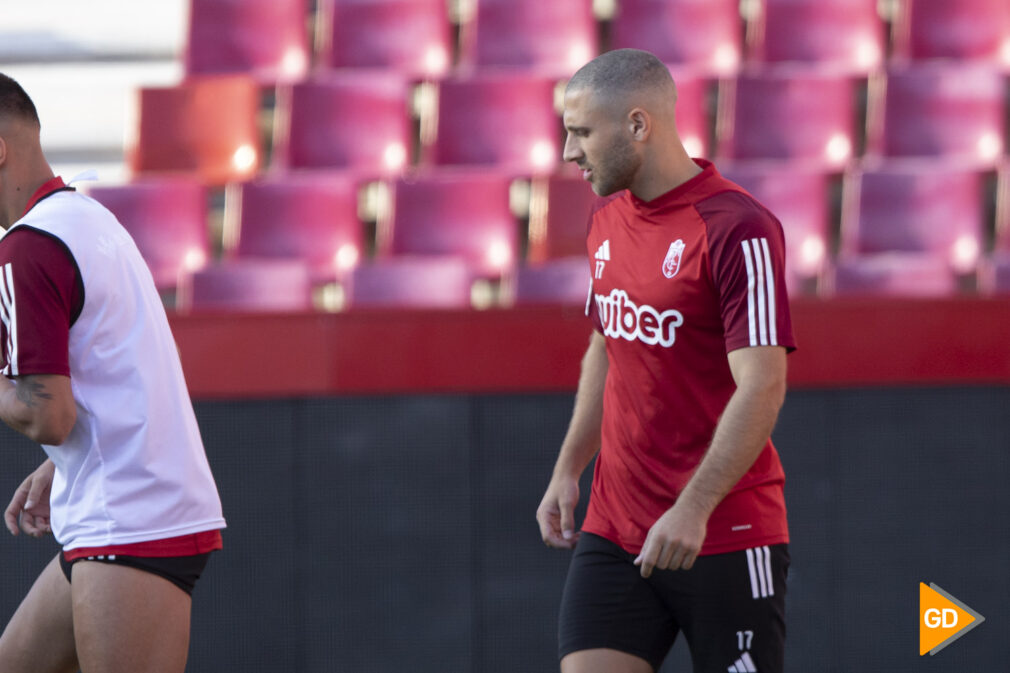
0, 262, 19, 376
740, 238, 778, 347
746, 546, 775, 599
584, 273, 593, 317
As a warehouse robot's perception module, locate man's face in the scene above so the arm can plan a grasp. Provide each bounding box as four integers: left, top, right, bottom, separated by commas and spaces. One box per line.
562, 87, 640, 197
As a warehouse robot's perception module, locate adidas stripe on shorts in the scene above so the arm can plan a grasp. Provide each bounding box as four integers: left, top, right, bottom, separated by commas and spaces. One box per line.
559, 532, 788, 672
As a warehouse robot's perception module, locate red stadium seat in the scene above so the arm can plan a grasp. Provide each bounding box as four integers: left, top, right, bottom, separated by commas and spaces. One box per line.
426, 73, 560, 173
978, 252, 1010, 294
866, 64, 1006, 166
611, 0, 742, 75
379, 170, 519, 277
129, 75, 261, 186
668, 70, 711, 159
719, 162, 831, 292
827, 253, 960, 297
981, 164, 1010, 292
272, 72, 412, 175
317, 0, 452, 77
891, 0, 1010, 66
839, 161, 985, 274
997, 162, 1010, 252
716, 67, 858, 168
746, 0, 885, 74
178, 259, 313, 312
527, 173, 595, 263
509, 257, 591, 306
829, 159, 983, 295
184, 0, 309, 83
223, 172, 364, 284
459, 0, 597, 74
348, 257, 476, 309
86, 178, 209, 291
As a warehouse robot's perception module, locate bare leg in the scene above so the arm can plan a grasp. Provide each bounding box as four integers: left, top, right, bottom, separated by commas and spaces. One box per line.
0, 554, 79, 673
562, 648, 655, 673
71, 561, 192, 673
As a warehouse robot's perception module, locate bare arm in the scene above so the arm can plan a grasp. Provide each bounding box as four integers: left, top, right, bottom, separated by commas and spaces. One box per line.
635, 345, 787, 576
536, 331, 608, 548
0, 374, 76, 445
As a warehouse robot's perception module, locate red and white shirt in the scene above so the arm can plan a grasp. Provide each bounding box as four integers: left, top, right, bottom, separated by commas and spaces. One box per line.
0, 177, 225, 555
583, 159, 795, 556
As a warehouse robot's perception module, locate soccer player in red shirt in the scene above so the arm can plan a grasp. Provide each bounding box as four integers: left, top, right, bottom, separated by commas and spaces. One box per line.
536, 49, 795, 673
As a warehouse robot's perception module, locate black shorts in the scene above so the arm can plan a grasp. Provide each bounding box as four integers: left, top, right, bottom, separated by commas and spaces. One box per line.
59, 551, 214, 597
559, 532, 788, 672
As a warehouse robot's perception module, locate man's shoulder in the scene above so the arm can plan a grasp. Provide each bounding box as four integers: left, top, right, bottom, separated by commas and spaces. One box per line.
692, 180, 782, 248
0, 224, 70, 260
693, 183, 771, 225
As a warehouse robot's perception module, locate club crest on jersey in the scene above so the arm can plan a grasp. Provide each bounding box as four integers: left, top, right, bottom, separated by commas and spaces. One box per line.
662, 239, 685, 278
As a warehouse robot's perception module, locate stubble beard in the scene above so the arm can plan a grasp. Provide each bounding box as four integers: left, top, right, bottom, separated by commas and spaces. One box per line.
589, 135, 641, 197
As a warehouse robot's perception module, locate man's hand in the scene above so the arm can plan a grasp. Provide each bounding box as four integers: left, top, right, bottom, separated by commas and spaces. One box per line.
4, 459, 55, 537
536, 476, 581, 549
633, 501, 708, 577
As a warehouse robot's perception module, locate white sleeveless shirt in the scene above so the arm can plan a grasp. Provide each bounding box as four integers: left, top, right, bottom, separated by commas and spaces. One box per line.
5, 189, 225, 550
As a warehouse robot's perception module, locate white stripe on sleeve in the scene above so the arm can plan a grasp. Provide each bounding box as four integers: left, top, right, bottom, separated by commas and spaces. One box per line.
760, 237, 777, 346
0, 269, 10, 376
750, 239, 768, 346
740, 241, 757, 347
0, 263, 18, 376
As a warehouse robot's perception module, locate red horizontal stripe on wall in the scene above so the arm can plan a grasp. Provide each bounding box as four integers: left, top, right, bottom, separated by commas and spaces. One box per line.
170, 298, 1010, 399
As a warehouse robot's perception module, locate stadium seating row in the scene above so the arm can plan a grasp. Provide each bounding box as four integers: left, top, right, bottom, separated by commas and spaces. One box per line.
84, 160, 1010, 310
184, 0, 1010, 82
129, 62, 1010, 185
76, 0, 1010, 308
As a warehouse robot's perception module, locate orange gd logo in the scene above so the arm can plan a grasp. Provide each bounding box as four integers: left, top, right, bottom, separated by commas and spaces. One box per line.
919, 583, 985, 656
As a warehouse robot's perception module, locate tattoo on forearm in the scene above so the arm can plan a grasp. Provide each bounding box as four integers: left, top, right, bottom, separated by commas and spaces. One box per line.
15, 379, 54, 408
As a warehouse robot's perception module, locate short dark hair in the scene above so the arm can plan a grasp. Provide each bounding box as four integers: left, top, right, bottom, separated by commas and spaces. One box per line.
0, 73, 40, 126
566, 48, 676, 103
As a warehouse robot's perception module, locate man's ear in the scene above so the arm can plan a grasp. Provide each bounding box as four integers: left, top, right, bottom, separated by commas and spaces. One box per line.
628, 108, 651, 142
0, 136, 7, 168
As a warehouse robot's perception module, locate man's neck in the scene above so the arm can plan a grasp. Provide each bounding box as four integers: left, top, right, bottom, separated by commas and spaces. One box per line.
630, 154, 703, 203
2, 168, 56, 228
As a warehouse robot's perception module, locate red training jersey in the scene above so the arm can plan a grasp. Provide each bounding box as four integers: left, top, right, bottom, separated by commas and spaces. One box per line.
582, 159, 795, 556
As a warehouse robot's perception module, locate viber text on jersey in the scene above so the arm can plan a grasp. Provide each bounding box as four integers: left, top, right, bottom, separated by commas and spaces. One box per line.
595, 288, 684, 347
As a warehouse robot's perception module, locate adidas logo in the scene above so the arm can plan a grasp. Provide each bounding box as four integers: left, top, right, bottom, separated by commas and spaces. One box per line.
594, 239, 611, 279
728, 651, 757, 672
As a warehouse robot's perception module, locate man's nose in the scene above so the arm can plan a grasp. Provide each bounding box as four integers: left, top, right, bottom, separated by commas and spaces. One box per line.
562, 135, 581, 163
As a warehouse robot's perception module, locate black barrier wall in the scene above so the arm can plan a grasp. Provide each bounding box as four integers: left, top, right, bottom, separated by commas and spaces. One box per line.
2, 388, 1008, 672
